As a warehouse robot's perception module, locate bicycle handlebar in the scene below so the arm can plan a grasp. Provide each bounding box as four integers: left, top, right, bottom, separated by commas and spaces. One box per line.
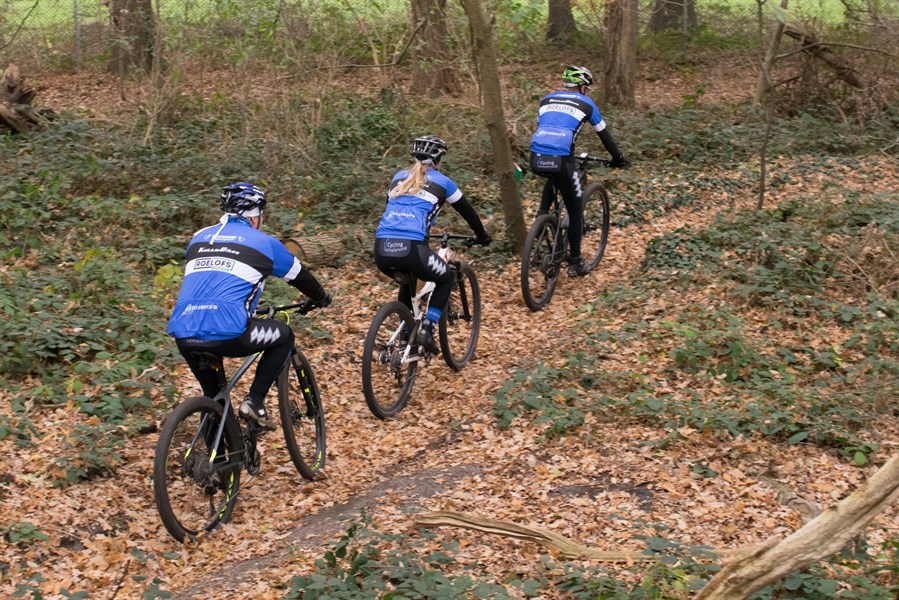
426, 232, 478, 247
255, 299, 321, 317
575, 153, 613, 166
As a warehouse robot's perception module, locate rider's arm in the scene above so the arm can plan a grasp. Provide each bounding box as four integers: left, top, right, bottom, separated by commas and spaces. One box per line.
289, 268, 330, 305
271, 237, 330, 304
597, 128, 628, 167
451, 196, 491, 243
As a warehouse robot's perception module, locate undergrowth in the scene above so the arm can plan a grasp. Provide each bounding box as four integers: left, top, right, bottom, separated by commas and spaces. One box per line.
496, 195, 898, 464
287, 517, 899, 599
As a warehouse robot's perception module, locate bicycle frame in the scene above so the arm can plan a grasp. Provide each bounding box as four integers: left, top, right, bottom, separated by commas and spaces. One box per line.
193, 299, 316, 468
543, 154, 609, 263
386, 244, 456, 366
200, 351, 261, 466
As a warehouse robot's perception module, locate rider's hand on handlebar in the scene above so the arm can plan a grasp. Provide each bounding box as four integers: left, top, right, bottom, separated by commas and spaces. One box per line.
474, 232, 492, 247
610, 155, 630, 168
314, 290, 333, 309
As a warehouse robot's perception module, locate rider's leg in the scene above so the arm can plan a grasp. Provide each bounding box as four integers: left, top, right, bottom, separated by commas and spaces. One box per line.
538, 178, 555, 215
176, 340, 225, 399
556, 160, 583, 260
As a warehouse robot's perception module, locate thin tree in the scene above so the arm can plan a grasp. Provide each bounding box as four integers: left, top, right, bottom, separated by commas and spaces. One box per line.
410, 0, 460, 94
458, 0, 527, 251
546, 0, 577, 47
603, 0, 638, 108
755, 0, 789, 210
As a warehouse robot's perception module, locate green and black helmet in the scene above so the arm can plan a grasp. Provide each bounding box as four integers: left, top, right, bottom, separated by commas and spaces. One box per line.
562, 65, 594, 88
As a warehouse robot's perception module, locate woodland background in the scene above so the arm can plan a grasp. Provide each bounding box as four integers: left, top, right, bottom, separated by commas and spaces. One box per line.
1, 0, 898, 598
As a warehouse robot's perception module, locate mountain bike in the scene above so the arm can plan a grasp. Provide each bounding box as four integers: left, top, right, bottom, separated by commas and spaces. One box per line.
520, 153, 612, 311
361, 232, 481, 419
153, 300, 326, 543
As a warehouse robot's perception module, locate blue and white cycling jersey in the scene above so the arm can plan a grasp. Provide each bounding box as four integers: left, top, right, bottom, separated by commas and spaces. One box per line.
375, 168, 463, 241
167, 217, 304, 340
530, 91, 606, 156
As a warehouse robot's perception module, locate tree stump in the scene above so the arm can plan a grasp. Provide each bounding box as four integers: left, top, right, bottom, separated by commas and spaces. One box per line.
0, 65, 53, 134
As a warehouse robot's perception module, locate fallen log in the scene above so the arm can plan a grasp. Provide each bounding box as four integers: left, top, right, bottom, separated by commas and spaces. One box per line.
782, 23, 865, 89
0, 64, 53, 133
283, 229, 371, 269
412, 453, 899, 600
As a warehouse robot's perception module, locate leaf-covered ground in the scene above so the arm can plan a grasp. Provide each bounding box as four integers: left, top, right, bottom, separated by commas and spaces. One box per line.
2, 150, 898, 598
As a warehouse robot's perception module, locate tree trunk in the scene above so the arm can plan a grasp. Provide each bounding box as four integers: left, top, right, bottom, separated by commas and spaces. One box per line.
546, 0, 577, 47
0, 65, 53, 134
458, 0, 527, 252
647, 0, 697, 34
109, 0, 157, 76
410, 0, 460, 95
603, 0, 638, 108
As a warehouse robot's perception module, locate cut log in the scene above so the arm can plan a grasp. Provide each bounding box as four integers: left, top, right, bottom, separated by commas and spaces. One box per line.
283, 230, 371, 269
0, 64, 53, 134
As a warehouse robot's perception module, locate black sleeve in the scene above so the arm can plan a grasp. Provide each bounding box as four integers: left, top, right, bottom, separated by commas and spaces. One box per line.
451, 196, 488, 238
598, 128, 625, 161
288, 267, 328, 303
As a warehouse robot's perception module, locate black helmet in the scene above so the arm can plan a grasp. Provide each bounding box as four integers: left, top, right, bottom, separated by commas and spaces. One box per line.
220, 182, 266, 215
562, 65, 594, 88
410, 135, 448, 164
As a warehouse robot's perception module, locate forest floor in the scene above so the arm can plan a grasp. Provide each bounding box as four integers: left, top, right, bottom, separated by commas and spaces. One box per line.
2, 58, 898, 599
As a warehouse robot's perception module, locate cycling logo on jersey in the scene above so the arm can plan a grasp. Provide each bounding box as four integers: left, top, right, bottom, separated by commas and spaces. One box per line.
250, 326, 281, 345
427, 254, 447, 276
194, 257, 236, 272
381, 239, 411, 256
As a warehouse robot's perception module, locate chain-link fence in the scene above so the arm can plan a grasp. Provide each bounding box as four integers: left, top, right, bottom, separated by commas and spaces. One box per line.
0, 0, 894, 72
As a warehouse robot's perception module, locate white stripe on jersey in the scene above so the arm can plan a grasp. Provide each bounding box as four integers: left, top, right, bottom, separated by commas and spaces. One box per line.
539, 103, 588, 121
414, 189, 440, 205
284, 256, 302, 281
185, 258, 264, 285
594, 118, 607, 132
446, 188, 463, 204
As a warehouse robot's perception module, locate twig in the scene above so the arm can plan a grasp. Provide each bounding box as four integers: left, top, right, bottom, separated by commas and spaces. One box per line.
0, 0, 39, 52
276, 19, 425, 81
107, 556, 131, 600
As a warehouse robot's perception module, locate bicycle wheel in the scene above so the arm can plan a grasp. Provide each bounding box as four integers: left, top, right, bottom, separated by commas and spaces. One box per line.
439, 261, 481, 371
361, 301, 418, 419
580, 182, 611, 272
153, 396, 243, 543
520, 214, 562, 311
278, 348, 326, 480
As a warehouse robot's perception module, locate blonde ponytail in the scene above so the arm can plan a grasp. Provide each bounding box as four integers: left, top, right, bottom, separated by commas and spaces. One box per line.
389, 161, 431, 198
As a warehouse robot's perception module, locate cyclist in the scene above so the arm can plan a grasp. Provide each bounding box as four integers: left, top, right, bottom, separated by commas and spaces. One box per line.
167, 182, 332, 429
529, 65, 629, 277
374, 135, 492, 355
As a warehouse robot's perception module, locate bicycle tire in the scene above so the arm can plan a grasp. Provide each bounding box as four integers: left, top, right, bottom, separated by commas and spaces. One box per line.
580, 182, 611, 272
278, 348, 326, 480
520, 214, 562, 312
361, 301, 418, 419
153, 396, 242, 543
438, 261, 481, 371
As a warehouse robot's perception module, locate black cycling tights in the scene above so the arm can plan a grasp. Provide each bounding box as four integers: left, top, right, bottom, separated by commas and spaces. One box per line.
539, 157, 584, 259
374, 238, 454, 316
176, 318, 294, 403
